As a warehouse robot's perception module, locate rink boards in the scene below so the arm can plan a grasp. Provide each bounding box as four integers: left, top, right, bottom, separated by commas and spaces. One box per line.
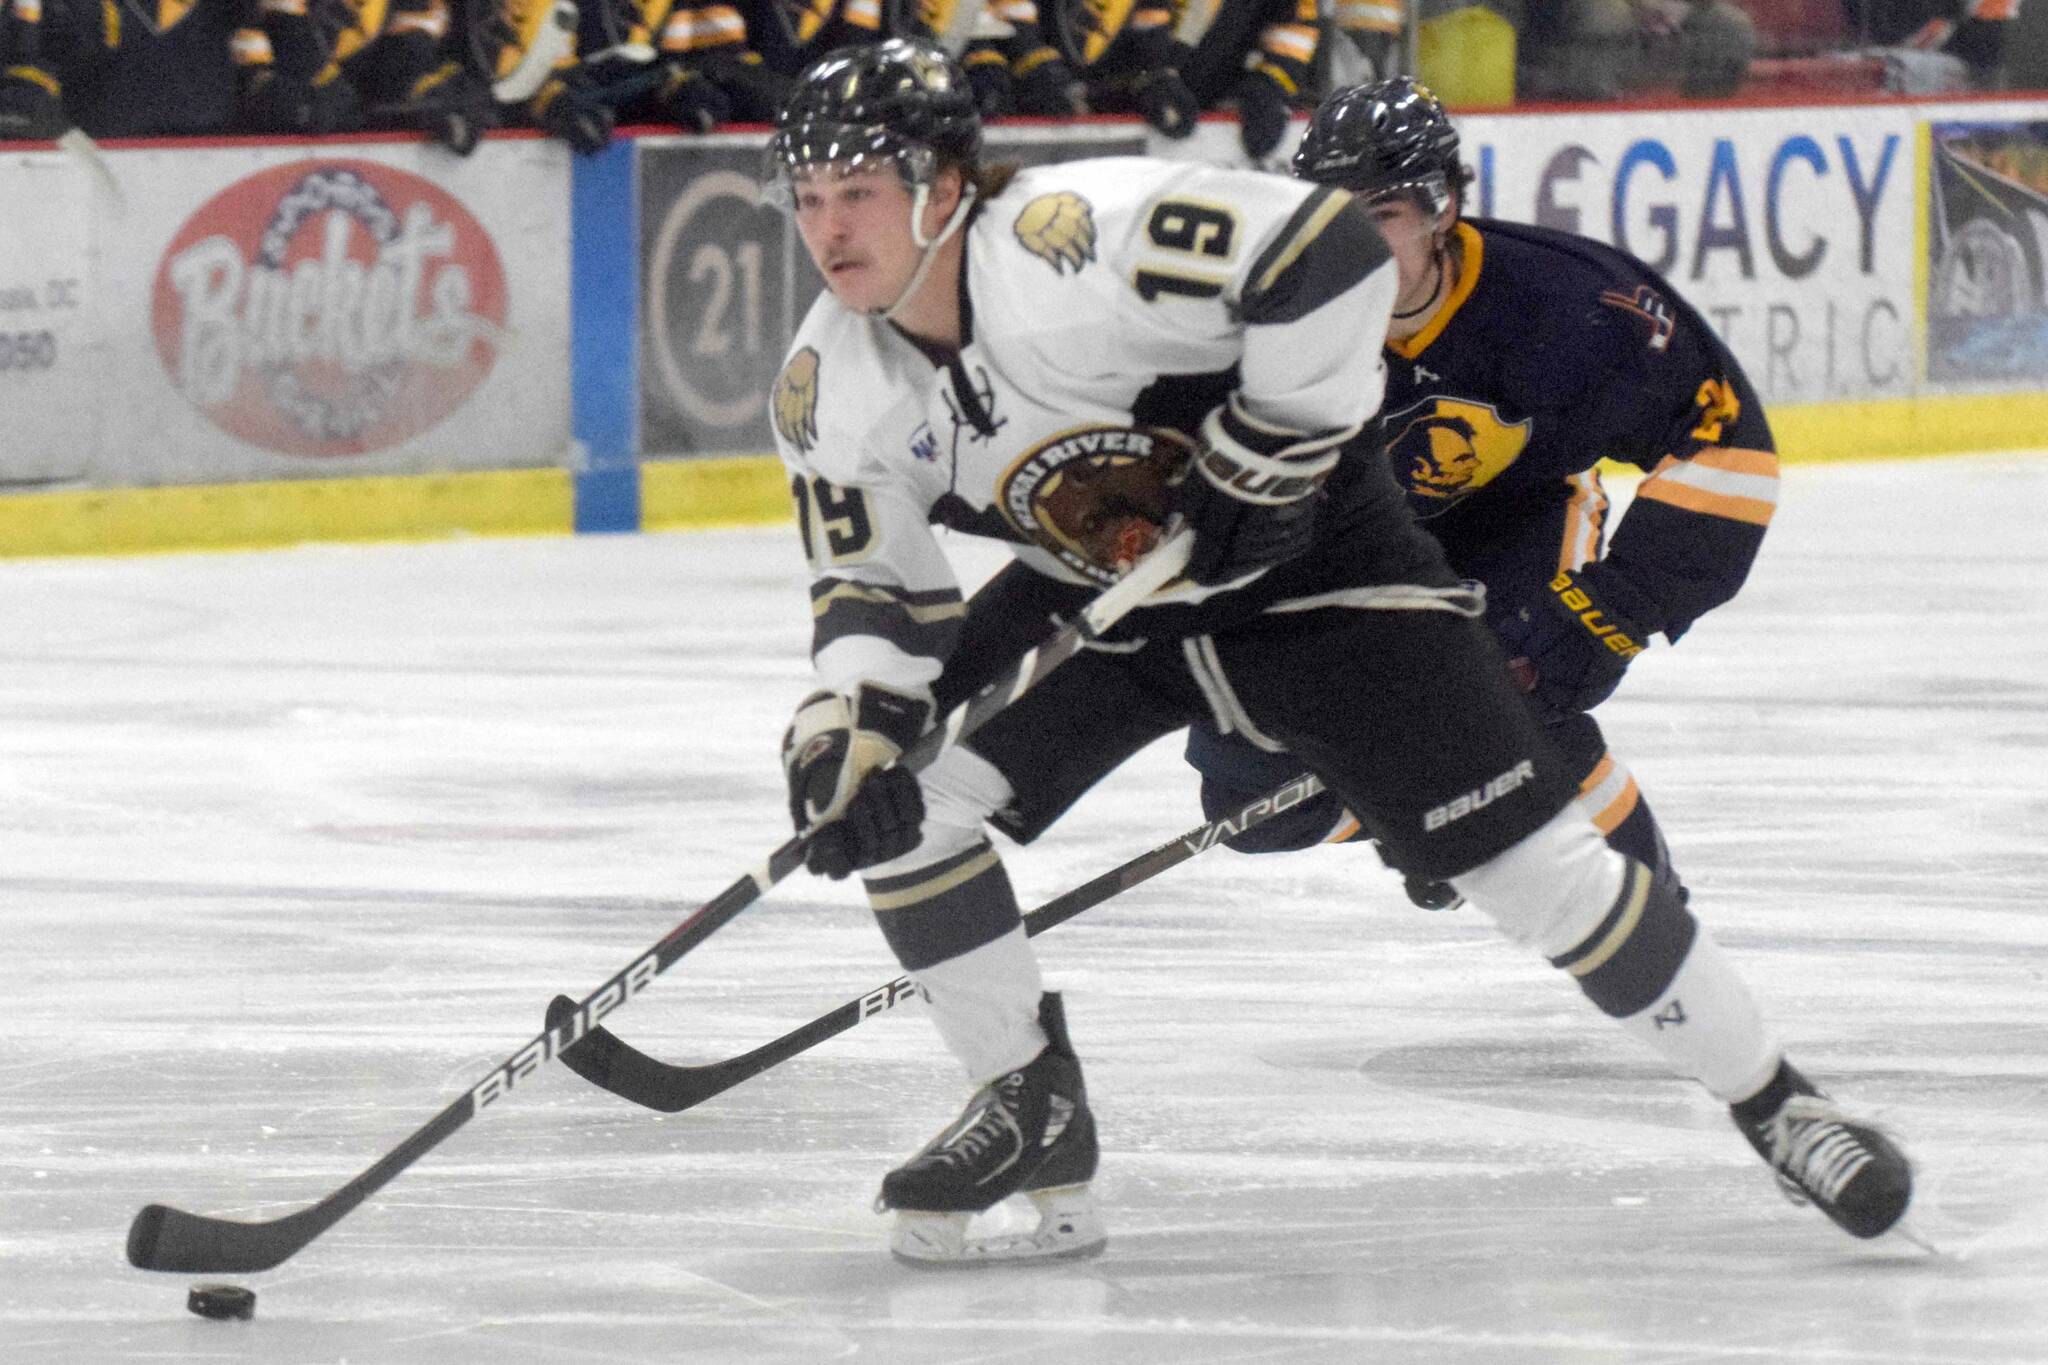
3, 96, 2048, 554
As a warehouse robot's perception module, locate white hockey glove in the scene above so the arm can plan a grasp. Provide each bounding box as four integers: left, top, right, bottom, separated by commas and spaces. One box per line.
1171, 396, 1350, 586
781, 683, 932, 879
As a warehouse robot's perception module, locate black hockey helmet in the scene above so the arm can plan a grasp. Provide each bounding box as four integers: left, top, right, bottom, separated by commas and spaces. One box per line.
1293, 78, 1469, 216
767, 37, 983, 196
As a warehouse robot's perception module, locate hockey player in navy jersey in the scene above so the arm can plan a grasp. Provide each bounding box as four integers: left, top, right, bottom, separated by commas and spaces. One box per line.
1189, 76, 1777, 910
1180, 76, 1916, 1243
764, 39, 1913, 1266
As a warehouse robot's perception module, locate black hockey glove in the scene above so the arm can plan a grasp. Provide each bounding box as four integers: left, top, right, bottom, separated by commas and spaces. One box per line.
0, 65, 69, 140
531, 74, 613, 155
1134, 68, 1199, 139
698, 51, 788, 123
962, 49, 1014, 117
1232, 71, 1291, 161
369, 62, 495, 155
782, 684, 932, 880
657, 65, 732, 133
242, 66, 363, 135
1497, 564, 1658, 719
1368, 840, 1465, 911
1171, 398, 1345, 587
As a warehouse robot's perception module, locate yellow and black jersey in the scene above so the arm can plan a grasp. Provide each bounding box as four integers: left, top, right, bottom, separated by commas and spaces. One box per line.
1383, 217, 1778, 642
232, 0, 390, 81
17, 0, 241, 133
1180, 0, 1320, 104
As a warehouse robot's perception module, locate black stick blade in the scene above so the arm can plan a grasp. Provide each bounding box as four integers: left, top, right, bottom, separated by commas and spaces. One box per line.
126, 1203, 305, 1273
548, 994, 625, 1091
548, 993, 722, 1113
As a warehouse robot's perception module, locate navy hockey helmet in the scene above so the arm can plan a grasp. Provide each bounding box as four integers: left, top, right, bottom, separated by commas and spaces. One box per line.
768, 38, 983, 197
1293, 78, 1469, 217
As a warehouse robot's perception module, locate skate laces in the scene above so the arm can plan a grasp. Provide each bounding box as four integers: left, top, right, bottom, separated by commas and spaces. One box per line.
925, 1074, 1026, 1171
1758, 1095, 1884, 1207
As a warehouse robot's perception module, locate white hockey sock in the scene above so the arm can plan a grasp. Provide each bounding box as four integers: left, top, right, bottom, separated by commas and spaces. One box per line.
913, 924, 1048, 1084
1614, 928, 1781, 1102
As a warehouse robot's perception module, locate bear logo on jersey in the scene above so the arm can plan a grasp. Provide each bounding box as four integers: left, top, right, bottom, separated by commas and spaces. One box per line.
1385, 396, 1530, 516
1014, 193, 1097, 277
774, 348, 821, 455
998, 424, 1193, 584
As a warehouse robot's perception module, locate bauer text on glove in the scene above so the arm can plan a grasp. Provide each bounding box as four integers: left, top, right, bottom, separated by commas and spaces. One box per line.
1499, 564, 1660, 717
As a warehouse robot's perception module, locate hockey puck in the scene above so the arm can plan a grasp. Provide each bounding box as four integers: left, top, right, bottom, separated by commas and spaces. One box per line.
186, 1284, 256, 1321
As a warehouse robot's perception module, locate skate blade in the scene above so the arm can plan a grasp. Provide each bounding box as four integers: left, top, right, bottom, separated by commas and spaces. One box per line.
889, 1187, 1108, 1269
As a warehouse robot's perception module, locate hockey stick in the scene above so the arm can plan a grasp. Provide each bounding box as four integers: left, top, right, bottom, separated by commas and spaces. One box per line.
124, 533, 1191, 1275
546, 771, 1327, 1113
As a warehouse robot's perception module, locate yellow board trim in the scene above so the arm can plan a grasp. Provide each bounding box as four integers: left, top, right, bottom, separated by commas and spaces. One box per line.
7, 389, 2044, 564
1767, 391, 2048, 463
0, 467, 569, 559
1915, 120, 1931, 387
640, 455, 793, 531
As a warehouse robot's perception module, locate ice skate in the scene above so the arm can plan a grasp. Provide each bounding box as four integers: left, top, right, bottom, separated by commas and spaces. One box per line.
881, 993, 1106, 1267
1732, 1062, 1914, 1241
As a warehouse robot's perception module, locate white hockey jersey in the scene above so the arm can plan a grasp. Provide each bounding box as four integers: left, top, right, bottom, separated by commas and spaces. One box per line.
770, 155, 1399, 705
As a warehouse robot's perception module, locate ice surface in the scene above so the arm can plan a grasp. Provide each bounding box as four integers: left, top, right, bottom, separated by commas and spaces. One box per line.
3, 454, 2046, 1363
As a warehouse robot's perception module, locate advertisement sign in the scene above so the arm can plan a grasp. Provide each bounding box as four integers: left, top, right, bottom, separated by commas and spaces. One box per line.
0, 153, 98, 484
1926, 121, 2048, 387
1460, 106, 1917, 406
99, 138, 570, 486
637, 139, 807, 461
150, 159, 510, 459
636, 124, 1149, 461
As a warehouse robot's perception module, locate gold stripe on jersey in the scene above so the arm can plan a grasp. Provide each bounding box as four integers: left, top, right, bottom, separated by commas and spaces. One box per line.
787, 0, 830, 41
1260, 23, 1317, 63
1389, 222, 1484, 360
1249, 188, 1353, 299
1336, 0, 1402, 31
1555, 468, 1608, 577
389, 1, 447, 38
1072, 0, 1137, 58
867, 844, 1001, 910
1015, 44, 1061, 75
7, 62, 61, 91
1636, 447, 1778, 527
1560, 860, 1652, 980
810, 580, 968, 626
1251, 58, 1299, 95
1576, 752, 1641, 834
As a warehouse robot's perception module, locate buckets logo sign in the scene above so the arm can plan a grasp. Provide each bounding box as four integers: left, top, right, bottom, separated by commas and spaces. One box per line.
152, 160, 507, 457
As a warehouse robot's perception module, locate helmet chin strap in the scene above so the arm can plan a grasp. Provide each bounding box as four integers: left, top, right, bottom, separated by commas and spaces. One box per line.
873, 180, 979, 323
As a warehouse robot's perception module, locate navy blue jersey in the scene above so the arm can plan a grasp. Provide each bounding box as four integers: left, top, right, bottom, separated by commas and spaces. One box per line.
1381, 217, 1778, 643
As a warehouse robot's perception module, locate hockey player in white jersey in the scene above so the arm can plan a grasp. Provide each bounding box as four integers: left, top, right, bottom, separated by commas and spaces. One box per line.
765, 38, 1915, 1265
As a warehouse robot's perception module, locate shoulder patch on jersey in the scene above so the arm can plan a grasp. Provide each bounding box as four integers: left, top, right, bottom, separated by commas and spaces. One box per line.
1599, 285, 1676, 353
1014, 192, 1098, 277
774, 347, 821, 455
1385, 396, 1531, 517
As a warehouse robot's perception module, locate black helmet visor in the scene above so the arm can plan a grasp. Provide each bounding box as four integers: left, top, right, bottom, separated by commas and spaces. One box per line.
762, 122, 939, 209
